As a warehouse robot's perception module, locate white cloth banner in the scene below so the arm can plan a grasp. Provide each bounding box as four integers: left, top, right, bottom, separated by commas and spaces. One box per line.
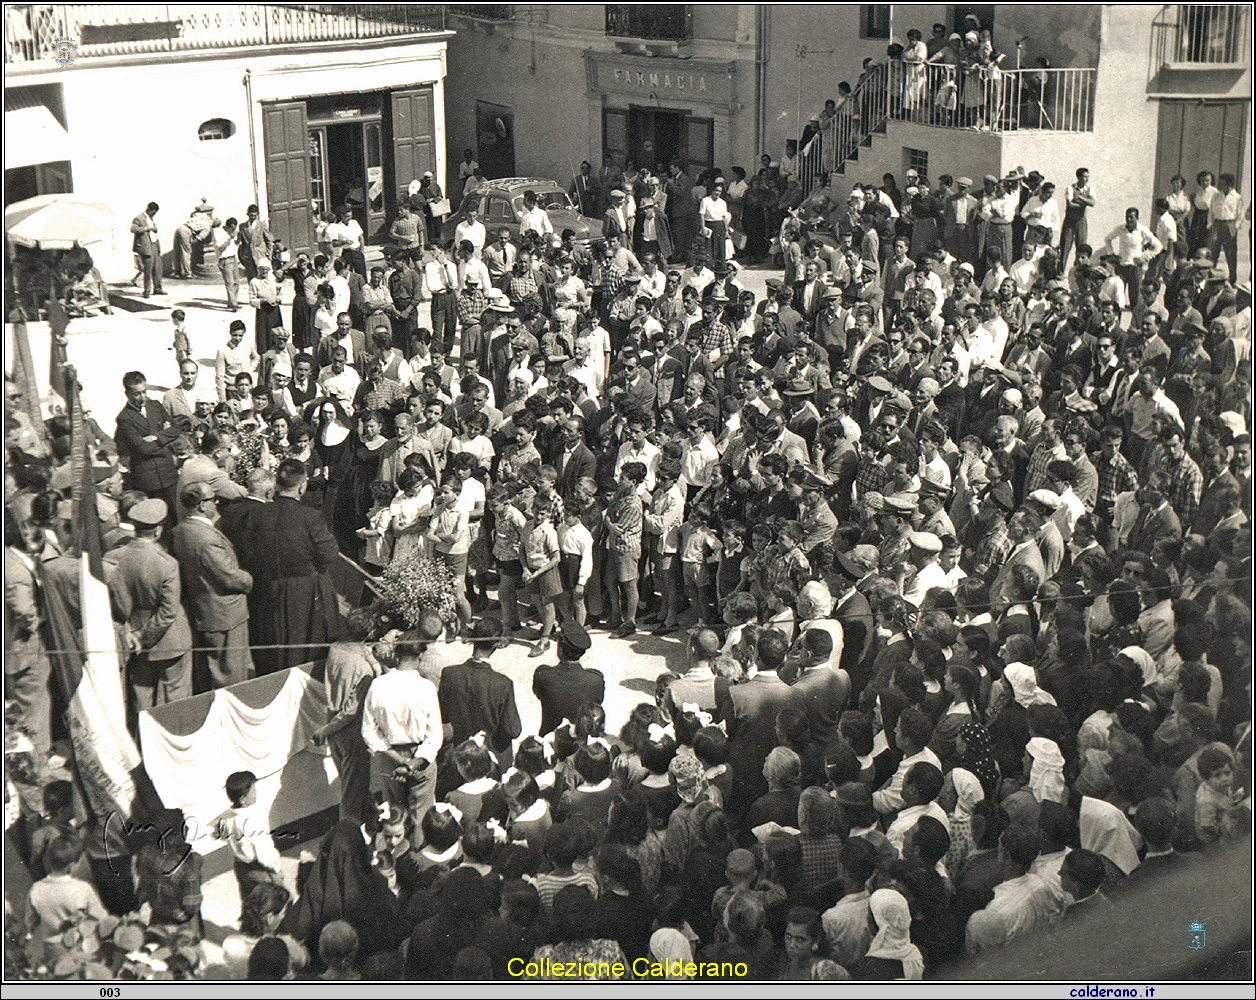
139, 669, 329, 853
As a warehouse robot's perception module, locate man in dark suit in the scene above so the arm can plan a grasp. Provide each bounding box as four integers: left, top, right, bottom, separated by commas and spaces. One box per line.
110, 499, 193, 724
552, 417, 597, 504
1129, 473, 1182, 553
829, 551, 876, 688
1192, 444, 1241, 537
171, 483, 254, 691
531, 621, 604, 736
788, 629, 849, 746
437, 618, 521, 754
792, 260, 826, 323
249, 459, 342, 674
130, 201, 163, 297
716, 629, 798, 823
315, 312, 368, 374
217, 467, 275, 657
115, 371, 181, 518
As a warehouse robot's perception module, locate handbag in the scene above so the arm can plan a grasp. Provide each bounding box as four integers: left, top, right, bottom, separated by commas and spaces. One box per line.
429, 198, 451, 217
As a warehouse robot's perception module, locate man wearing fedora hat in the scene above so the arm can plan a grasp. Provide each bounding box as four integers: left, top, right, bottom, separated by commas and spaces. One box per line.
112, 498, 194, 725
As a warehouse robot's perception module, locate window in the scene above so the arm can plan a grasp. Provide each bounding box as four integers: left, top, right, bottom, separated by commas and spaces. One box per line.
198, 118, 236, 141
605, 6, 693, 42
904, 147, 928, 179
487, 196, 514, 223
603, 109, 628, 170
860, 5, 891, 40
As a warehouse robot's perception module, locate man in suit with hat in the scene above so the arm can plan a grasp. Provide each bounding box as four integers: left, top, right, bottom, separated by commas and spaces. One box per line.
603, 189, 630, 249
531, 620, 604, 736
110, 498, 193, 726
828, 546, 877, 684
171, 482, 254, 691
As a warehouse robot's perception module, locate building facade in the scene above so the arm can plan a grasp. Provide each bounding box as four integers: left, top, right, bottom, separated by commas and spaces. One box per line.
4, 4, 452, 277
443, 4, 1250, 245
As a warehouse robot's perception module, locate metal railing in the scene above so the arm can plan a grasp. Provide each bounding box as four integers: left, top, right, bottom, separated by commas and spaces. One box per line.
605, 4, 692, 42
4, 4, 446, 63
888, 63, 1095, 133
796, 61, 1096, 195
1152, 4, 1249, 66
443, 4, 511, 19
798, 61, 889, 195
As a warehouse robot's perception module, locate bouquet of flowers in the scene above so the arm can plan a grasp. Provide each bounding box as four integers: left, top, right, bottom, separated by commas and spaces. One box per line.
375, 548, 458, 630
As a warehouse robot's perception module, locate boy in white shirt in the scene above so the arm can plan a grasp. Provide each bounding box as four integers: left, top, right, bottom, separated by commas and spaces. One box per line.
213, 770, 283, 904
558, 504, 593, 626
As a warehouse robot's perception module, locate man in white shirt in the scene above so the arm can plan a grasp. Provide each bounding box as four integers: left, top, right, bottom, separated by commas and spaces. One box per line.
1020, 181, 1060, 247
317, 346, 361, 405
979, 175, 1019, 274
968, 297, 1010, 368
1104, 207, 1163, 310
1209, 172, 1242, 283
615, 414, 662, 492
361, 641, 443, 817
213, 218, 242, 311
453, 203, 487, 258
872, 710, 942, 814
518, 190, 553, 240
639, 253, 667, 299
456, 240, 491, 292
900, 532, 948, 607
1008, 241, 1042, 297
483, 227, 517, 284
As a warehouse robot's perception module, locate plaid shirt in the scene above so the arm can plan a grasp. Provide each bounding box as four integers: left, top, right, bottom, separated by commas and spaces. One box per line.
605, 490, 643, 556
693, 318, 734, 359
855, 451, 889, 499
1096, 449, 1139, 507
355, 376, 407, 413
971, 517, 1012, 578
1024, 440, 1065, 496
599, 261, 626, 296
456, 286, 487, 326
507, 271, 538, 304
1156, 451, 1204, 527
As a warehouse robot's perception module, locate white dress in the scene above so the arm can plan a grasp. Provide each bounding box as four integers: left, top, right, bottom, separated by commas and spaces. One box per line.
390, 484, 434, 563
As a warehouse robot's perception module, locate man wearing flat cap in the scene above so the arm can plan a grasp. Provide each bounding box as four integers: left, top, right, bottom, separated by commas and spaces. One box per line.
944, 176, 979, 265
111, 498, 194, 725
171, 482, 255, 691
878, 494, 918, 573
531, 620, 605, 736
827, 547, 877, 677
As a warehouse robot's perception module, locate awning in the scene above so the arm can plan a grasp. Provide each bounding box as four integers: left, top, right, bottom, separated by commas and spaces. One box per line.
4, 105, 72, 171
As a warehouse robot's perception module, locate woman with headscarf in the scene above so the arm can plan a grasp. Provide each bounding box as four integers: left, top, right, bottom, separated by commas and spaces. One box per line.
648, 927, 693, 979
989, 662, 1052, 780
1079, 795, 1142, 894
1024, 736, 1067, 803
943, 767, 986, 880
280, 819, 400, 965
852, 889, 924, 980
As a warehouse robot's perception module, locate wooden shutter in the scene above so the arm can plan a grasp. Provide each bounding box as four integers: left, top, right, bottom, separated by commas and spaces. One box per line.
604, 108, 628, 169
262, 102, 312, 256
1155, 99, 1248, 204
685, 116, 713, 177
391, 87, 436, 191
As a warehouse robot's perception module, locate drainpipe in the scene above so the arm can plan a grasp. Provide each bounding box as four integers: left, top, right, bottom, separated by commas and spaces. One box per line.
756, 5, 769, 157
243, 68, 260, 206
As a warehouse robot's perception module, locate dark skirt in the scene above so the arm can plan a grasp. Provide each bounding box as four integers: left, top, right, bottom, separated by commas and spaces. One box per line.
255, 301, 282, 355
291, 294, 313, 351
270, 572, 342, 670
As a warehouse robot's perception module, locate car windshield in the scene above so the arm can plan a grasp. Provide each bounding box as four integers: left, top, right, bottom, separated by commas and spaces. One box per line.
511, 190, 573, 213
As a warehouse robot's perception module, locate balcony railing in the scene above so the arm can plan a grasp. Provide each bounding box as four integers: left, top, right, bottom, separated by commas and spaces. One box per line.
797, 62, 1096, 196
4, 4, 447, 64
1153, 4, 1249, 67
605, 5, 692, 42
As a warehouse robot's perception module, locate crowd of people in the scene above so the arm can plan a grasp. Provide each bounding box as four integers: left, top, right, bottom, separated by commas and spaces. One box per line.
5, 126, 1252, 981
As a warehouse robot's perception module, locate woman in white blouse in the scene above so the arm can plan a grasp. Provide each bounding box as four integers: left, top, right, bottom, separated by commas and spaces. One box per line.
699, 177, 733, 265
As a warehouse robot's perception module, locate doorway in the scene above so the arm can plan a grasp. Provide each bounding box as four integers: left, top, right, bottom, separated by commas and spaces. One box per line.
628, 108, 683, 175
308, 117, 387, 243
